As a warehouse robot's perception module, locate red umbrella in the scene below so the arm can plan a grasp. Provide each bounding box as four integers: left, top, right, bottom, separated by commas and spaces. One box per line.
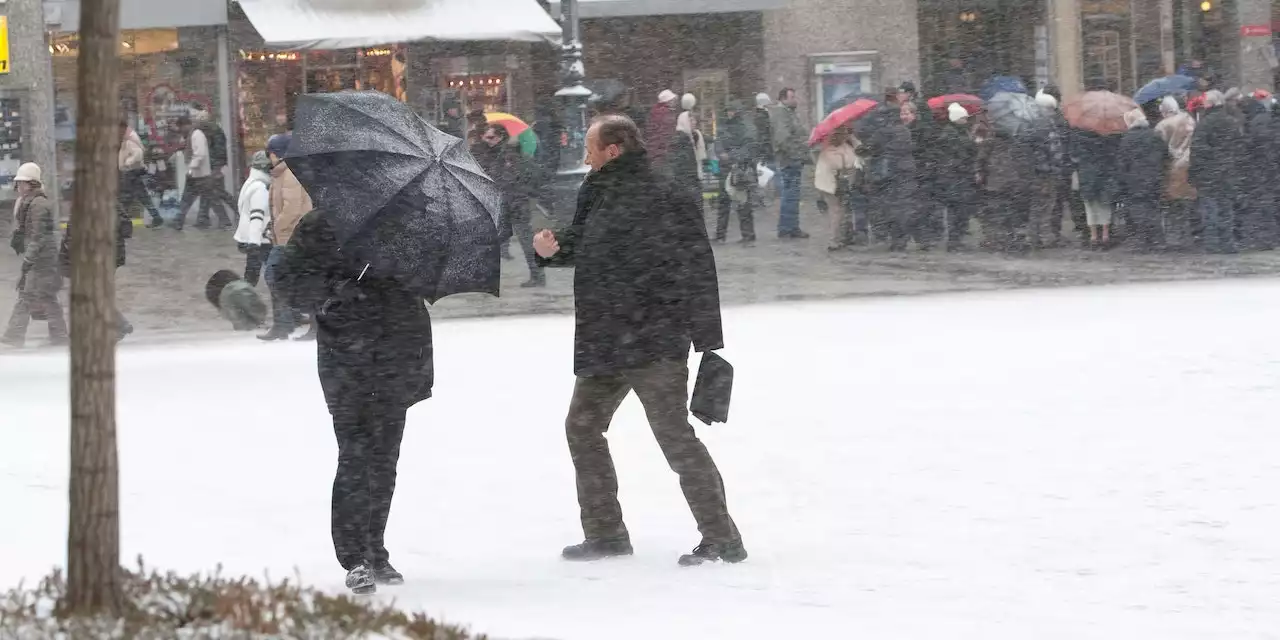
809, 98, 878, 146
927, 94, 983, 118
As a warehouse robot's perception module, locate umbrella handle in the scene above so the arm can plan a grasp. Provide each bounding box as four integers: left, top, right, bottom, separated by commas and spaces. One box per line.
358, 263, 370, 281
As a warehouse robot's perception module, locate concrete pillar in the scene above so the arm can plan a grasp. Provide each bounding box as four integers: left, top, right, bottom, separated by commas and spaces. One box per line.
0, 0, 58, 219
1232, 0, 1275, 92
1049, 0, 1083, 97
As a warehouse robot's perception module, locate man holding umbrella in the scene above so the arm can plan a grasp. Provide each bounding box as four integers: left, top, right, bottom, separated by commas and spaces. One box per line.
276, 91, 504, 594
532, 114, 745, 567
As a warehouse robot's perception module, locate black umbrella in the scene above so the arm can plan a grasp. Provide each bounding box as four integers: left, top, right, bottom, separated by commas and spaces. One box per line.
285, 91, 503, 302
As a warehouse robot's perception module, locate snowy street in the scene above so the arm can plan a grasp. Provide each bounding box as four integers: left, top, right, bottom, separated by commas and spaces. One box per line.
4, 280, 1280, 639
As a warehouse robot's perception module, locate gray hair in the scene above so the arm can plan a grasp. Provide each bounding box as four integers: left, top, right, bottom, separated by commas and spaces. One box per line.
1203, 90, 1226, 108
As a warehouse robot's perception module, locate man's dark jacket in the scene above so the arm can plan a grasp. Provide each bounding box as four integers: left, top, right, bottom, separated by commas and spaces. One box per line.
276, 210, 434, 414
1189, 105, 1244, 194
537, 149, 723, 376
1116, 124, 1168, 203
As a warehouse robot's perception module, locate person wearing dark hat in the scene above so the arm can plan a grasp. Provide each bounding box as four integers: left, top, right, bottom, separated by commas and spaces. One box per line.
260, 133, 315, 341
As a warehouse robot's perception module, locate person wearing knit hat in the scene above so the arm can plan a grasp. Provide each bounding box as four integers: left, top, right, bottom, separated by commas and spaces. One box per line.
754, 92, 774, 166
1034, 90, 1058, 110
1154, 95, 1197, 241
755, 92, 771, 108
934, 101, 980, 250
260, 132, 316, 341
3, 162, 68, 348
234, 150, 274, 287
947, 102, 969, 124
645, 89, 680, 165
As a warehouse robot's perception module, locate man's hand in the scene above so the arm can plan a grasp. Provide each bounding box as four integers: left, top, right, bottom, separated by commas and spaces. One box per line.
533, 229, 560, 258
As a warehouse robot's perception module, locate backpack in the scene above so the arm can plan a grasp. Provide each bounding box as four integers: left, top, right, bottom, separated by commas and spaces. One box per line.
199, 123, 229, 167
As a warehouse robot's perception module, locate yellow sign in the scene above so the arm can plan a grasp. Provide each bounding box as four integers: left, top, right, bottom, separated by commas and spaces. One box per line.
0, 17, 10, 75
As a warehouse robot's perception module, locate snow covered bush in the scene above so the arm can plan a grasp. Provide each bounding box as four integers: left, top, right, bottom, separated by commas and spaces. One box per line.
0, 558, 486, 639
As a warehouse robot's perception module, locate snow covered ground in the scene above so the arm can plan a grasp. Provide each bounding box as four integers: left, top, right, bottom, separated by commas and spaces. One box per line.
4, 281, 1280, 639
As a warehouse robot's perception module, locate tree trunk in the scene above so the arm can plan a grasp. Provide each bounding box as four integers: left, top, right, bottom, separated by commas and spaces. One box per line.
64, 0, 123, 615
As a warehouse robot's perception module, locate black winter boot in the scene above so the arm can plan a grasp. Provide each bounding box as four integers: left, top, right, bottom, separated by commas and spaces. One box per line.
678, 539, 748, 567
372, 562, 404, 585
345, 564, 376, 595
561, 537, 634, 561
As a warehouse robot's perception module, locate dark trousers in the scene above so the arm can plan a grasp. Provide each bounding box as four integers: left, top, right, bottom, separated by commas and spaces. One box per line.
507, 204, 543, 279
118, 170, 160, 220
1125, 198, 1164, 251
1198, 193, 1237, 254
715, 177, 756, 242
565, 358, 739, 544
175, 175, 232, 228
1161, 199, 1196, 248
331, 400, 408, 571
263, 245, 296, 333
1026, 177, 1060, 249
4, 286, 67, 344
242, 244, 270, 287
1055, 176, 1087, 241
942, 198, 978, 245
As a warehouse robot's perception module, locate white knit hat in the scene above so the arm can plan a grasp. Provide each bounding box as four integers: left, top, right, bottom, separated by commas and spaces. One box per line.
755, 92, 772, 108
13, 162, 41, 183
947, 102, 969, 123
658, 89, 677, 103
1034, 91, 1058, 109
681, 93, 697, 110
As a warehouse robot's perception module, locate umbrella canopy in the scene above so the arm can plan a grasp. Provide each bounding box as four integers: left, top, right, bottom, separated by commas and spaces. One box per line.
986, 92, 1045, 137
1134, 75, 1196, 105
483, 112, 538, 157
809, 98, 878, 146
928, 93, 983, 118
1063, 91, 1139, 135
978, 76, 1028, 101
285, 91, 503, 302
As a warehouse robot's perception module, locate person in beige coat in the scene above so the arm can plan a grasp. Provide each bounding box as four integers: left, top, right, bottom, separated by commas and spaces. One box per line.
260, 133, 315, 341
1155, 96, 1197, 247
3, 163, 67, 348
118, 120, 161, 226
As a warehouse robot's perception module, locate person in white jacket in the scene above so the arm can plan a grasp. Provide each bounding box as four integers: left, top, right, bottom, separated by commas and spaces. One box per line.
118, 120, 161, 227
172, 114, 231, 230
234, 151, 273, 286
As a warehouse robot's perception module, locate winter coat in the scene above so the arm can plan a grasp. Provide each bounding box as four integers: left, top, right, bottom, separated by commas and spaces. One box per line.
187, 127, 211, 178
234, 168, 272, 246
931, 123, 979, 203
715, 111, 757, 168
119, 129, 145, 172
813, 141, 857, 195
1240, 103, 1279, 201
59, 201, 132, 274
12, 190, 61, 296
1072, 130, 1121, 203
536, 149, 723, 376
269, 161, 313, 246
753, 106, 774, 163
665, 131, 704, 200
1189, 106, 1244, 195
1116, 124, 1168, 203
856, 105, 918, 194
1155, 111, 1196, 200
770, 104, 809, 167
977, 133, 1036, 193
475, 142, 536, 233
276, 210, 434, 414
644, 101, 678, 165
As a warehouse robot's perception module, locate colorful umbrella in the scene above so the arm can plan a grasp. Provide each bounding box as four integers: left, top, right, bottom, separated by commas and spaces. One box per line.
808, 98, 878, 146
1063, 91, 1139, 135
927, 93, 983, 118
484, 112, 537, 157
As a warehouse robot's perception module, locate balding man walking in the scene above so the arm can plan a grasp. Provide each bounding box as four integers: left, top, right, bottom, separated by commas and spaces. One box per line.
533, 115, 746, 567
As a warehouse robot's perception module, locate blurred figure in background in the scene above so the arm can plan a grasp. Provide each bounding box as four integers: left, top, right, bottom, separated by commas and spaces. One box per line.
1155, 96, 1198, 248
119, 118, 161, 228
3, 163, 66, 348
715, 99, 758, 246
476, 123, 543, 288
260, 133, 315, 341
1116, 108, 1168, 252
234, 151, 274, 286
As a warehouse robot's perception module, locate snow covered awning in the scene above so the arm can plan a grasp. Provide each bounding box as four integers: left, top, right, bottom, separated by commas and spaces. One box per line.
237, 0, 562, 50
549, 0, 786, 18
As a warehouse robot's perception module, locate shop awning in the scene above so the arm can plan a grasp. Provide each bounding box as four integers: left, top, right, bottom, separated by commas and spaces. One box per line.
236, 0, 562, 50
549, 0, 786, 18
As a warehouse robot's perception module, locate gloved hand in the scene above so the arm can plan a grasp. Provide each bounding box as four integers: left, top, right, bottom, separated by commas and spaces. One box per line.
9, 232, 22, 255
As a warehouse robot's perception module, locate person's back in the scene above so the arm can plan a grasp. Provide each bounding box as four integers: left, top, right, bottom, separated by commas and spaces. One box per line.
1117, 125, 1167, 201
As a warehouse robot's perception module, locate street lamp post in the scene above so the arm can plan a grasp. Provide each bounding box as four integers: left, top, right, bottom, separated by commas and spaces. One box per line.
551, 0, 591, 221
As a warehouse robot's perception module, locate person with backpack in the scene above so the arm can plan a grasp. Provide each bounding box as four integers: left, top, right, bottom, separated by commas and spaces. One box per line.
171, 115, 233, 230
197, 110, 240, 222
